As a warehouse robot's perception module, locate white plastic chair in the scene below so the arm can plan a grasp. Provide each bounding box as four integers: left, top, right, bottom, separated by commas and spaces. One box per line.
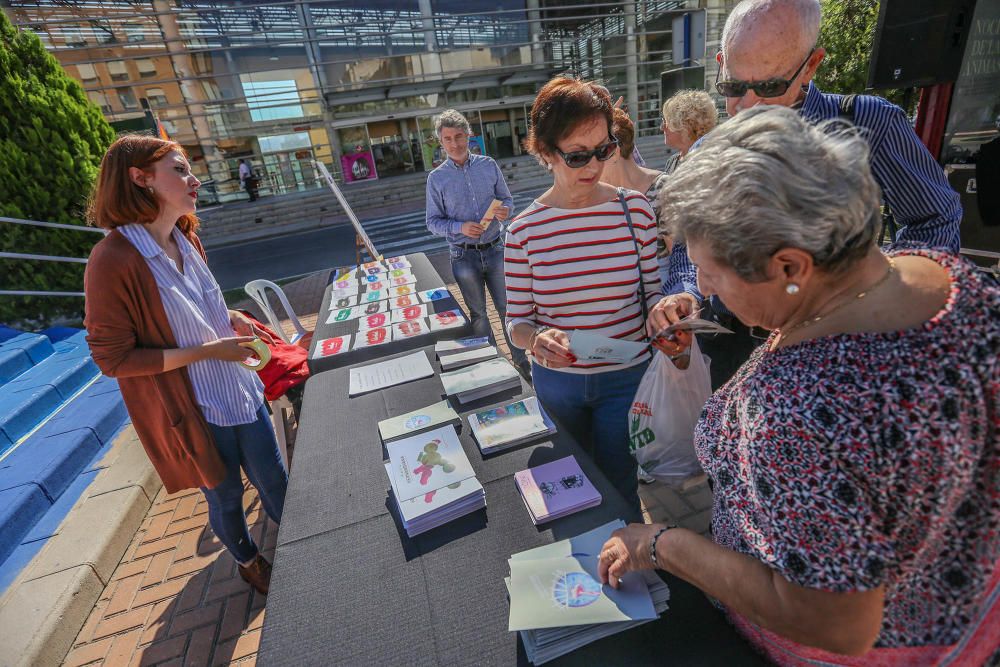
244, 279, 308, 471
243, 279, 308, 345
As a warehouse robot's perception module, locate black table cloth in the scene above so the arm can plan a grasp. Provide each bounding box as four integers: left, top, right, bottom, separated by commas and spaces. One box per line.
307, 253, 473, 374
260, 345, 766, 666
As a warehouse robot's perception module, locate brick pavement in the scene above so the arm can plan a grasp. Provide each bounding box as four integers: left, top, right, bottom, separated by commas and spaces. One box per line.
64, 255, 710, 666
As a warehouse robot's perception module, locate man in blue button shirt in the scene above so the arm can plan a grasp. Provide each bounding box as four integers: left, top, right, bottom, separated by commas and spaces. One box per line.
652, 0, 964, 388
425, 109, 528, 374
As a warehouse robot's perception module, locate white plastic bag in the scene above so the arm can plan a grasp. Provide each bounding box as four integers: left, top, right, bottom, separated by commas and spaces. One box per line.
628, 339, 711, 484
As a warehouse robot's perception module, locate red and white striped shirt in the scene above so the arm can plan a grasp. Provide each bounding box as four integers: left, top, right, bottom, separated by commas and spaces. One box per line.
504, 190, 662, 374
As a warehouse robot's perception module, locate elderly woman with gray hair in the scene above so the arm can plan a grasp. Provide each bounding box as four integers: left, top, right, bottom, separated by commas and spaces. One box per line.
598, 106, 999, 665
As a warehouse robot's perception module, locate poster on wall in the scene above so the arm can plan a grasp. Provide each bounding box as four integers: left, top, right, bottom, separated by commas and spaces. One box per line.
341, 150, 377, 183
469, 135, 486, 156
422, 136, 446, 171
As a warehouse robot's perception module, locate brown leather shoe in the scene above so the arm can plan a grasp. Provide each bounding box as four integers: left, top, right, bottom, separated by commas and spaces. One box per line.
238, 554, 272, 595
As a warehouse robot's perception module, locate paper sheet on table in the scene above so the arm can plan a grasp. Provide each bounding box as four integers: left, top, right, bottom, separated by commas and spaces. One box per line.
348, 350, 434, 396
569, 331, 647, 364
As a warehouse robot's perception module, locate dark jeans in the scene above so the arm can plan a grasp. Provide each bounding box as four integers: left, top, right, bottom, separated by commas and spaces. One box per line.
531, 360, 648, 520
698, 309, 767, 390
202, 404, 288, 563
450, 242, 527, 367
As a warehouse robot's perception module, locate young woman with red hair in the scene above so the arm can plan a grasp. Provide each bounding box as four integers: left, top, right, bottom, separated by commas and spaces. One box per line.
84, 135, 286, 595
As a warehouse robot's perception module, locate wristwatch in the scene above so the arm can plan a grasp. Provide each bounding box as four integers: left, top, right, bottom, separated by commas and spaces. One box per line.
650, 524, 678, 567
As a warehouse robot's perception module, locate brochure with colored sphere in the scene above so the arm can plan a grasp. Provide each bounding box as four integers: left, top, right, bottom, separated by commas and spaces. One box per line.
507, 554, 656, 631
392, 294, 419, 309
312, 335, 351, 359
439, 345, 498, 371
357, 312, 392, 331
468, 396, 556, 454
440, 357, 521, 404
435, 336, 490, 355
389, 284, 415, 298
384, 424, 476, 503
377, 400, 461, 442
351, 325, 393, 351
391, 303, 428, 323
506, 521, 671, 665
514, 455, 600, 523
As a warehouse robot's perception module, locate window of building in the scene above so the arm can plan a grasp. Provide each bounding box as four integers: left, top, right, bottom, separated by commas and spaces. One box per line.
108, 60, 129, 82
258, 132, 312, 154
88, 90, 112, 114
117, 88, 139, 110
124, 23, 145, 43
241, 78, 304, 122
136, 59, 157, 78
145, 88, 168, 107
76, 63, 98, 83
62, 25, 87, 47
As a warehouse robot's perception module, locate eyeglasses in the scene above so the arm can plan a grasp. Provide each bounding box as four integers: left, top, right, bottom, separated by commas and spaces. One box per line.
553, 137, 619, 169
715, 50, 814, 98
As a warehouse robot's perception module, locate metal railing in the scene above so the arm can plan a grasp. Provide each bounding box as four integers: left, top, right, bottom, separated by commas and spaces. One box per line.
0, 216, 104, 298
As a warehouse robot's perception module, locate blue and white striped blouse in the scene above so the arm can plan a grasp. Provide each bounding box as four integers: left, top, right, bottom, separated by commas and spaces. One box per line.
663, 82, 963, 314
119, 224, 263, 426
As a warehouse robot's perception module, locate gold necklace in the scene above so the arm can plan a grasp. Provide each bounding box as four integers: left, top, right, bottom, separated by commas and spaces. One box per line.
777, 257, 897, 339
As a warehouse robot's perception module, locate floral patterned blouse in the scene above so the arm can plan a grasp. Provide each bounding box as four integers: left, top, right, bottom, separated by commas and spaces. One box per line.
695, 250, 1000, 665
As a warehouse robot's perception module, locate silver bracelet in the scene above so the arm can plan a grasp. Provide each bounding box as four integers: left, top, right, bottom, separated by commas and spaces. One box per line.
650, 524, 677, 567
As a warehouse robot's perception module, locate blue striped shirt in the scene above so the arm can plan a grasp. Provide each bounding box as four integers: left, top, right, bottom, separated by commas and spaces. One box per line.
425, 153, 514, 246
119, 224, 263, 427
664, 82, 963, 313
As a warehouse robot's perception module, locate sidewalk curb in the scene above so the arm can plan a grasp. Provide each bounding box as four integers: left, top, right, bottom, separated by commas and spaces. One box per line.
0, 427, 161, 667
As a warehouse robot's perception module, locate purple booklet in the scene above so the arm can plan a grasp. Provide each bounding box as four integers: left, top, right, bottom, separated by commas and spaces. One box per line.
514, 455, 601, 524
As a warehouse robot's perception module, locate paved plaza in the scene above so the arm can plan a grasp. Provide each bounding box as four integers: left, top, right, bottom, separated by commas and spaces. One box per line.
62, 256, 712, 666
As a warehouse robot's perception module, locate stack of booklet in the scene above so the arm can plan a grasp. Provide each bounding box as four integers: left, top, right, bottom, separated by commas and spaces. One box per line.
377, 400, 461, 442
513, 455, 600, 523
439, 344, 498, 371
440, 357, 521, 404
435, 336, 490, 355
505, 521, 671, 665
383, 425, 485, 537
468, 396, 556, 455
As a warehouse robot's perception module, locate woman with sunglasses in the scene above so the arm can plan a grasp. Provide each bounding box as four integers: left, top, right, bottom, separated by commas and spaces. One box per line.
504, 77, 666, 517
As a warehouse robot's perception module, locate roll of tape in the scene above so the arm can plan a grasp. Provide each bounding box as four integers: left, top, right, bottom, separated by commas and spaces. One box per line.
239, 338, 271, 370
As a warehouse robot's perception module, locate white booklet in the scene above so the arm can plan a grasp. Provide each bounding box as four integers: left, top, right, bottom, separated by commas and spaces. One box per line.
389, 285, 416, 298
440, 357, 520, 402
428, 309, 468, 332
419, 287, 452, 304
439, 345, 497, 371
378, 400, 461, 441
435, 336, 491, 355
383, 462, 483, 525
385, 424, 476, 502
391, 304, 428, 323
357, 312, 392, 331
569, 331, 648, 364
508, 554, 656, 631
348, 349, 432, 395
393, 319, 430, 339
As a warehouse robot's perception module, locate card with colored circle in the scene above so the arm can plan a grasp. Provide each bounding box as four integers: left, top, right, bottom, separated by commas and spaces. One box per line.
329, 294, 359, 310
391, 304, 428, 323
392, 294, 418, 309
352, 326, 393, 350
389, 285, 414, 298
364, 281, 387, 292
418, 288, 450, 304
392, 319, 430, 339
390, 274, 417, 287
353, 301, 389, 318
313, 335, 351, 358
326, 307, 355, 324
333, 279, 356, 291
358, 312, 391, 331
388, 268, 411, 279
428, 309, 467, 331
362, 274, 382, 284
364, 290, 388, 303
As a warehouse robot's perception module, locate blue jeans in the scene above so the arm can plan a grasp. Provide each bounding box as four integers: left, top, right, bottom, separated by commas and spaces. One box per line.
202, 405, 288, 563
531, 361, 648, 519
450, 243, 527, 367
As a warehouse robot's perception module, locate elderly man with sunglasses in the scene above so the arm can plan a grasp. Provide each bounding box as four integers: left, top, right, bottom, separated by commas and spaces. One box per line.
652, 0, 963, 389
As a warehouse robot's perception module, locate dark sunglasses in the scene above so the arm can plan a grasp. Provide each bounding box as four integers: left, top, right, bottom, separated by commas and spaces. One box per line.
715, 49, 814, 98
554, 137, 619, 169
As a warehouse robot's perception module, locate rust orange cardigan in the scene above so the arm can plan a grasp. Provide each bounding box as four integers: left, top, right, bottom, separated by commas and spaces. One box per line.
84, 228, 226, 493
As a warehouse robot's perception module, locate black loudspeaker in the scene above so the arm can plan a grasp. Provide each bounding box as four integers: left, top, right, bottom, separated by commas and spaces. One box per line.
868, 0, 977, 89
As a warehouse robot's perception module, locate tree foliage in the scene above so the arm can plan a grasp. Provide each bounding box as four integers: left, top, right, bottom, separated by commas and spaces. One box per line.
0, 11, 115, 326
814, 0, 915, 115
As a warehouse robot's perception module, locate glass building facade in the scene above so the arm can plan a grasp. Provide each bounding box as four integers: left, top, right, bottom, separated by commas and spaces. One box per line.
5, 0, 723, 202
